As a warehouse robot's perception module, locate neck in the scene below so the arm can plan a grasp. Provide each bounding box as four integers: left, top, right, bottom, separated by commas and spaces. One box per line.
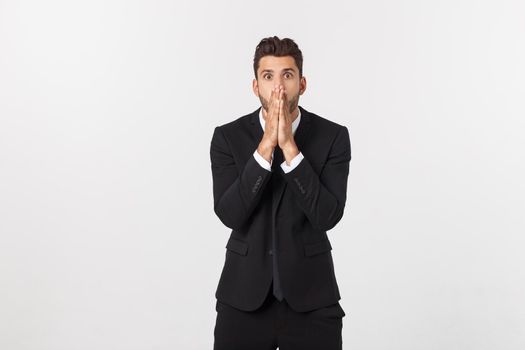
290, 106, 299, 122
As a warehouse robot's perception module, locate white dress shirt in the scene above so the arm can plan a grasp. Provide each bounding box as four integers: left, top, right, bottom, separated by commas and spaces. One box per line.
252, 107, 304, 173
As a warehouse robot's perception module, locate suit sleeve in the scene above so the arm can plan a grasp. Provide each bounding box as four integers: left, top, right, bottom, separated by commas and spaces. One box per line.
210, 126, 273, 230
282, 126, 351, 231
253, 149, 273, 171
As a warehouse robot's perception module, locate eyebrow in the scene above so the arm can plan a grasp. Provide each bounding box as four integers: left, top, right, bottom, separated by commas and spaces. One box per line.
260, 68, 296, 74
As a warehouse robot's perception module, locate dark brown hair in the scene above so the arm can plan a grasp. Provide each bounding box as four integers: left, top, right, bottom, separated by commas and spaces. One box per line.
253, 36, 303, 79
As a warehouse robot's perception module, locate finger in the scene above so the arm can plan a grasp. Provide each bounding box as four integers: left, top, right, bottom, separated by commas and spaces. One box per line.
269, 88, 276, 115
272, 86, 280, 106
274, 86, 281, 109
278, 88, 283, 123
282, 89, 289, 112
279, 87, 284, 114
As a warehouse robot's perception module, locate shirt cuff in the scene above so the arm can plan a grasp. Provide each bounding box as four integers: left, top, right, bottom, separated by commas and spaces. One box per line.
253, 149, 272, 171
281, 152, 304, 173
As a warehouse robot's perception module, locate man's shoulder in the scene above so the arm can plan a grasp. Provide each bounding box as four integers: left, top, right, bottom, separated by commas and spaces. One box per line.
301, 108, 350, 146
305, 108, 348, 132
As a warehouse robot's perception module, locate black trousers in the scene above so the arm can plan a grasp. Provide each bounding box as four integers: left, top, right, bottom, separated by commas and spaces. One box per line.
213, 282, 345, 350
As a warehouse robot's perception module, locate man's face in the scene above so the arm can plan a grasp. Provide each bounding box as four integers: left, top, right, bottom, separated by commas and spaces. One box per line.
252, 55, 306, 117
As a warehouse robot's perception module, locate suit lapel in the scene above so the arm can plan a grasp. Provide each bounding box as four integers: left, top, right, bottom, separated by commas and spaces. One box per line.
249, 107, 264, 144
292, 105, 312, 160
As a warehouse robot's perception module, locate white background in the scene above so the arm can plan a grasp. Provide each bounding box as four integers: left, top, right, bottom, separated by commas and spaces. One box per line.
1, 0, 524, 349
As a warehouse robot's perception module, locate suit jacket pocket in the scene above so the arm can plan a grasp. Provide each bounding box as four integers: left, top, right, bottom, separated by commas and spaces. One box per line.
303, 238, 332, 257
216, 300, 227, 312
225, 237, 249, 256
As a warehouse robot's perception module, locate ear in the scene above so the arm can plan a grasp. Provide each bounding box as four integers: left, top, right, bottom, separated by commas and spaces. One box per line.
299, 76, 307, 95
252, 79, 260, 97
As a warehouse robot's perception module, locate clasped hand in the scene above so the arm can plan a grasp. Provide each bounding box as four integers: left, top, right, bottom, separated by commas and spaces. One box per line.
258, 85, 299, 165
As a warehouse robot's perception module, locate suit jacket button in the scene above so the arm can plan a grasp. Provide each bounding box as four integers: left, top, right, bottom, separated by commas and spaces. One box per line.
269, 249, 273, 255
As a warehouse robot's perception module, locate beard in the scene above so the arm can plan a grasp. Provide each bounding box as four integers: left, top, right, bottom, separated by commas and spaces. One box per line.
259, 92, 299, 117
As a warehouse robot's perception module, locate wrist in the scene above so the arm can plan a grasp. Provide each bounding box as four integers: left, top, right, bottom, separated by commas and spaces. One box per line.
257, 140, 275, 162
282, 141, 298, 155
282, 142, 299, 163
260, 136, 276, 150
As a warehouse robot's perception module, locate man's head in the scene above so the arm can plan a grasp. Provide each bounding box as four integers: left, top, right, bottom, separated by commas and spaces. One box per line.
252, 36, 307, 117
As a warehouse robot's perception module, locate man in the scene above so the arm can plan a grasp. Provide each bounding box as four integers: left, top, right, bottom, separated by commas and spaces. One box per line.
210, 36, 351, 350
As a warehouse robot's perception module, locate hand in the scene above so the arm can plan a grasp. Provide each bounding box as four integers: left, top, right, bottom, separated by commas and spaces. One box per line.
257, 85, 281, 162
278, 87, 299, 164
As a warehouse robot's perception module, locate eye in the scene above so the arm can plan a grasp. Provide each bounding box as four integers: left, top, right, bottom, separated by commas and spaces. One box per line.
285, 73, 292, 79
264, 74, 272, 80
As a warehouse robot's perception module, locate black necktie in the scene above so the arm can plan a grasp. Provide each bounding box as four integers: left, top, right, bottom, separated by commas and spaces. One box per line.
272, 146, 284, 172
271, 146, 284, 301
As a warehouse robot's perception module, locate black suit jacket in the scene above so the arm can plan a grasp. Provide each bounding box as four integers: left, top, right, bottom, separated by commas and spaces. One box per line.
210, 105, 351, 312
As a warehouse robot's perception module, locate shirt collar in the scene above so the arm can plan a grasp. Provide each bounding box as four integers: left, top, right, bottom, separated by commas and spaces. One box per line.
259, 107, 301, 135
